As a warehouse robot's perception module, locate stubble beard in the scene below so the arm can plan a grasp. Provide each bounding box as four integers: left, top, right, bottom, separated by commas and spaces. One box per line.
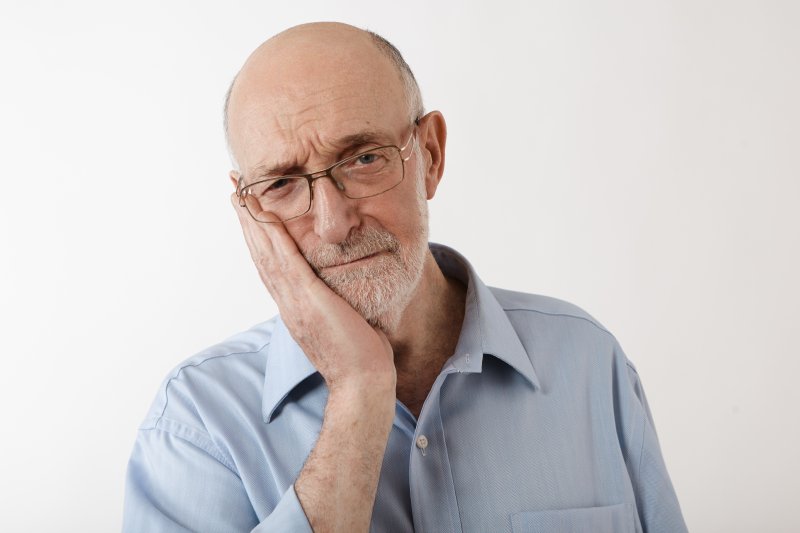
303, 156, 431, 332
303, 222, 428, 332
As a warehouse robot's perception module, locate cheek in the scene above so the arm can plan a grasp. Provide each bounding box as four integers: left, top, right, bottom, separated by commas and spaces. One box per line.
369, 200, 428, 250
286, 174, 429, 252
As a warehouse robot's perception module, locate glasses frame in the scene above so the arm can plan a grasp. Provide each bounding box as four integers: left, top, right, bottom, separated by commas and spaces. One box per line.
236, 124, 418, 223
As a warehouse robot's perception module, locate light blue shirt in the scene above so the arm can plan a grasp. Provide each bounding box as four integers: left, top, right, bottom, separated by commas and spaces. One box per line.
124, 244, 687, 532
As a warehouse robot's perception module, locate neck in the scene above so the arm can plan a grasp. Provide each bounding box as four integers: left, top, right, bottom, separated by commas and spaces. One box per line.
384, 251, 466, 416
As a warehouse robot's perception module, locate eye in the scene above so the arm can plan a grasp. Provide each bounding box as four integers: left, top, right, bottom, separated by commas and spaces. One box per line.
336, 148, 392, 177
265, 178, 289, 192
252, 177, 301, 200
356, 153, 379, 165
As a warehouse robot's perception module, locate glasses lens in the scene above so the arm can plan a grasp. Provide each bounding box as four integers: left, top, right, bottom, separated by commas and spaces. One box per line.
332, 146, 404, 199
242, 176, 310, 222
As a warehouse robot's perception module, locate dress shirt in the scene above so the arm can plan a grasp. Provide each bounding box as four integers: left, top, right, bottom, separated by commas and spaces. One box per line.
123, 243, 687, 532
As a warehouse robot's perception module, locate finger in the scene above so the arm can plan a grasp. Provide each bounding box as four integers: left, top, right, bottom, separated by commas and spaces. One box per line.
258, 215, 322, 293
230, 192, 320, 298
231, 199, 284, 309
231, 192, 276, 263
234, 195, 317, 283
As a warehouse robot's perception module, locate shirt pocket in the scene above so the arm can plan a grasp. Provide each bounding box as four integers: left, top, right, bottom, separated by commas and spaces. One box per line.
510, 503, 636, 533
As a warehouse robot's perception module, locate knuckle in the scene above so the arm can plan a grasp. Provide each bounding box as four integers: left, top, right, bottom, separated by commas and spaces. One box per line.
256, 255, 271, 271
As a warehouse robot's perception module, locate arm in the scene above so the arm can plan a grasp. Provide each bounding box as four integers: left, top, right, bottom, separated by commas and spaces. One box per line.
124, 427, 262, 532
619, 355, 688, 533
294, 381, 395, 531
232, 195, 397, 532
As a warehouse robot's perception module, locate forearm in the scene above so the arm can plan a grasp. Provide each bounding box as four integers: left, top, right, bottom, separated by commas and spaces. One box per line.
295, 379, 395, 533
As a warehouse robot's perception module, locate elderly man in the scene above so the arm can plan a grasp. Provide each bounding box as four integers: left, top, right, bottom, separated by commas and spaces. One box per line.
123, 22, 687, 532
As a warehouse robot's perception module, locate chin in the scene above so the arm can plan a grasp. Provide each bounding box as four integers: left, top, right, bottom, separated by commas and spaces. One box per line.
320, 249, 424, 332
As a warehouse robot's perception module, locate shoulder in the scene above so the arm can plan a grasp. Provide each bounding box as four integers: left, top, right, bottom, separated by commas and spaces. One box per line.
489, 288, 642, 395
490, 286, 612, 336
488, 287, 634, 367
140, 317, 278, 431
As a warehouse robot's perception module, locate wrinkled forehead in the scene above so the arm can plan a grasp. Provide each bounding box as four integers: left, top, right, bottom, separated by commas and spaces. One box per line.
227, 34, 410, 173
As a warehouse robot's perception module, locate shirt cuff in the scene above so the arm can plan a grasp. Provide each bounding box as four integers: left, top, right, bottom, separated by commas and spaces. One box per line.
252, 484, 313, 533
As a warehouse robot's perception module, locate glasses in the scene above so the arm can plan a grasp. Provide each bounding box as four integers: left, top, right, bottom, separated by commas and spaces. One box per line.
236, 127, 417, 223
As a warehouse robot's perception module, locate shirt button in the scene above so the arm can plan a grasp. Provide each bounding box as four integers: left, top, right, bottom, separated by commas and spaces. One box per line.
416, 435, 429, 455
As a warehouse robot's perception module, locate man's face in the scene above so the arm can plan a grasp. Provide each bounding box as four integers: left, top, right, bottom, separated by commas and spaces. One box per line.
227, 27, 435, 329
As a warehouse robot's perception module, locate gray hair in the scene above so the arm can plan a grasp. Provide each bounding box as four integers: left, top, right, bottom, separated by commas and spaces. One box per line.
223, 28, 424, 169
365, 30, 424, 123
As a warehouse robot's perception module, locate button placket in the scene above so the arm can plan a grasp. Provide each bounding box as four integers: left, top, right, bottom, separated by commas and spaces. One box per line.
409, 368, 462, 533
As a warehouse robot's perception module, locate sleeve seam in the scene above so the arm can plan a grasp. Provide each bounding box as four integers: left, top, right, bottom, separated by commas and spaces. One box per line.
156, 343, 270, 423
503, 308, 614, 337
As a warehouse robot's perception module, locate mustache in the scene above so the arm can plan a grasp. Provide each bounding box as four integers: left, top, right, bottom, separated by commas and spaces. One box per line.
303, 226, 400, 271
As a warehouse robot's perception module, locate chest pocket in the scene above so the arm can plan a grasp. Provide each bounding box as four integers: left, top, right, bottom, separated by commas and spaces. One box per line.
510, 503, 636, 533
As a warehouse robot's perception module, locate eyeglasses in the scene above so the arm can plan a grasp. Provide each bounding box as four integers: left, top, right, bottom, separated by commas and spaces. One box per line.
236, 126, 417, 223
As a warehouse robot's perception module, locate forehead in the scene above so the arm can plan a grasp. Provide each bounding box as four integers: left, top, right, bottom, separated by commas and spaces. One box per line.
228, 35, 409, 173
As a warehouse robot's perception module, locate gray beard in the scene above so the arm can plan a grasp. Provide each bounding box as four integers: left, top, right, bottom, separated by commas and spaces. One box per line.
303, 225, 428, 331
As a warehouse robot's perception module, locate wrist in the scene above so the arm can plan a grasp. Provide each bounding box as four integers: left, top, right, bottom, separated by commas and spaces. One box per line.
328, 367, 396, 398
327, 377, 396, 424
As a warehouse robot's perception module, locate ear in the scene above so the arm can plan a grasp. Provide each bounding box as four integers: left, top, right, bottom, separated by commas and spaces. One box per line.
229, 170, 240, 189
417, 111, 447, 200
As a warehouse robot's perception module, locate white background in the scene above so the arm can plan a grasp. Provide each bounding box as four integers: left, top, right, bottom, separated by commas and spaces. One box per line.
1, 1, 798, 531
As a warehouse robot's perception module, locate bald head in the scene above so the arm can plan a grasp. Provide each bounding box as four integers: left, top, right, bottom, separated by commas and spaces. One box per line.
223, 23, 423, 168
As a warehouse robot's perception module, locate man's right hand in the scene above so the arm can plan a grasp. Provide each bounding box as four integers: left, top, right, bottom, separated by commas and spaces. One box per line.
232, 194, 396, 532
231, 193, 397, 394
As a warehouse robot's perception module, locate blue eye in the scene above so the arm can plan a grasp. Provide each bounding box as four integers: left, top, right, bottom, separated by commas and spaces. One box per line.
357, 153, 378, 165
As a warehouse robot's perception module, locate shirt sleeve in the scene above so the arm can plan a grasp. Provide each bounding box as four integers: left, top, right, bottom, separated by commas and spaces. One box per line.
620, 355, 689, 533
251, 484, 313, 533
123, 425, 313, 533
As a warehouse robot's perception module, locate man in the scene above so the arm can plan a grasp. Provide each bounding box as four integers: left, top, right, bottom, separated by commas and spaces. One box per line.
123, 22, 687, 532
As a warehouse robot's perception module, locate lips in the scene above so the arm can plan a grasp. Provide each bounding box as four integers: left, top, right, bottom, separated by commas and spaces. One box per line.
303, 226, 401, 273
326, 251, 382, 269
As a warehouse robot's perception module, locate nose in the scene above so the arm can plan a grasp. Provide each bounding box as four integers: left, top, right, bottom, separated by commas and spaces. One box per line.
310, 177, 360, 244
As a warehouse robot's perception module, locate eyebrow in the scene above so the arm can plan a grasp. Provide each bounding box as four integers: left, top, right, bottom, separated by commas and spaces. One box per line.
246, 130, 391, 179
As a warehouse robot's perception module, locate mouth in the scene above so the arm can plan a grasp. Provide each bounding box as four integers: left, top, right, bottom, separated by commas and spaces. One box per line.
324, 251, 384, 269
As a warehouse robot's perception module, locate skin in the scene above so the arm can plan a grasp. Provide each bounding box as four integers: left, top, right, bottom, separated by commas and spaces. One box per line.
227, 22, 466, 532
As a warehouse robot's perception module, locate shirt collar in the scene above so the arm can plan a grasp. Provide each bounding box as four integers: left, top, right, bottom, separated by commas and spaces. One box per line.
262, 318, 318, 423
430, 244, 540, 390
262, 243, 540, 423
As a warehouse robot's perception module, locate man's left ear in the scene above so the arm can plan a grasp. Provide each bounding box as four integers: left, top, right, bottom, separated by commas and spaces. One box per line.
418, 111, 447, 200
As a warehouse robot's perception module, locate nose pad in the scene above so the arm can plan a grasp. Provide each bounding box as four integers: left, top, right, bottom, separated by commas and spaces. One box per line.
311, 176, 348, 207
311, 175, 345, 194
309, 175, 346, 207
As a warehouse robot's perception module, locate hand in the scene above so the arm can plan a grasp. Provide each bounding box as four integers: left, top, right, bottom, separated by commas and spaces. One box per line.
231, 194, 397, 394
232, 194, 396, 531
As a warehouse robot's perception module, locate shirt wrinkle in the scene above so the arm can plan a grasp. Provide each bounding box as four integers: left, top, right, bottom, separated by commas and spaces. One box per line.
123, 243, 687, 533
142, 424, 238, 475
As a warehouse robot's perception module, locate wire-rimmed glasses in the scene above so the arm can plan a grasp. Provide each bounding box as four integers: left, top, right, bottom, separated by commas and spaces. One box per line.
236, 128, 417, 223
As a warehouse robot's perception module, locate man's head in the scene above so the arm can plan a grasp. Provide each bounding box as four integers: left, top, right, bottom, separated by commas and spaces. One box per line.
223, 25, 423, 159
225, 23, 447, 330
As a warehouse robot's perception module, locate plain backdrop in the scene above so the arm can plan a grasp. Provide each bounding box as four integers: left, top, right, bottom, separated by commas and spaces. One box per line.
1, 1, 798, 531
